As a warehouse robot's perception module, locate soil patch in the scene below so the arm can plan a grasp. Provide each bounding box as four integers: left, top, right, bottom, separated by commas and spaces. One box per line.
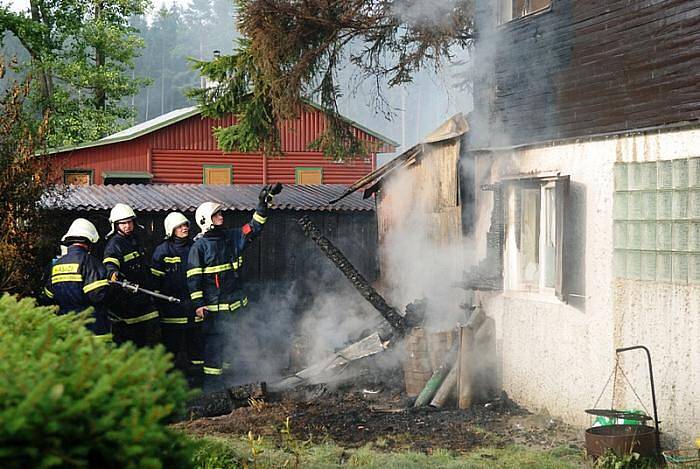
178, 389, 583, 453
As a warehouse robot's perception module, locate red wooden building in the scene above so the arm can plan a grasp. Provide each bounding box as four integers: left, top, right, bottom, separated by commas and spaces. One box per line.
49, 105, 397, 186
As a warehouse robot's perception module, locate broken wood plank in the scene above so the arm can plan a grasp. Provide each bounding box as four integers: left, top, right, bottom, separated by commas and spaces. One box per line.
458, 325, 475, 409
269, 333, 386, 392
429, 362, 459, 409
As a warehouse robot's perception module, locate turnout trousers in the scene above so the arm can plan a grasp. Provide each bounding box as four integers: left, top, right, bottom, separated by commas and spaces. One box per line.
201, 313, 233, 393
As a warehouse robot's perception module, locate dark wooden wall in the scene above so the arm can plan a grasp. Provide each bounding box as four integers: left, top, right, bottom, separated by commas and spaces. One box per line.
50, 209, 379, 284
471, 0, 700, 149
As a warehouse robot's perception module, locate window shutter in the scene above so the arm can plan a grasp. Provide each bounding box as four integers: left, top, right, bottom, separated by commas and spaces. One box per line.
296, 168, 322, 185
204, 166, 232, 185
555, 176, 570, 301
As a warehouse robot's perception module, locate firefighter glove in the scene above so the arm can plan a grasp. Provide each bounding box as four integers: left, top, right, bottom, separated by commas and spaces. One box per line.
258, 183, 283, 208
109, 271, 123, 282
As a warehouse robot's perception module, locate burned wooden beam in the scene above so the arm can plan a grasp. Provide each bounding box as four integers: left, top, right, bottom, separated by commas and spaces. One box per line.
187, 382, 266, 419
298, 216, 408, 335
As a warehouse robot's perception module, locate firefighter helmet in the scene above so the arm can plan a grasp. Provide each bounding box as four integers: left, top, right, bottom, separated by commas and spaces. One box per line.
109, 203, 136, 224
195, 202, 222, 234
62, 218, 99, 244
164, 212, 189, 238
107, 203, 136, 237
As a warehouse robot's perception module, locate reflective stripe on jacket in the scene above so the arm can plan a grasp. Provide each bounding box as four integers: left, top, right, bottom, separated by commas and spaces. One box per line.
103, 233, 157, 321
151, 237, 196, 327
43, 245, 111, 335
186, 209, 266, 313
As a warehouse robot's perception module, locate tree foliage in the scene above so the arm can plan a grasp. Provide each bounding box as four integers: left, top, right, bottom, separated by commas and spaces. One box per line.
0, 57, 56, 296
0, 0, 149, 147
0, 294, 192, 468
190, 0, 474, 159
131, 0, 238, 123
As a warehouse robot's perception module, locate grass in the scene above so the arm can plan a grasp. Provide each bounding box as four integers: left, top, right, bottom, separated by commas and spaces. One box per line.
189, 433, 585, 468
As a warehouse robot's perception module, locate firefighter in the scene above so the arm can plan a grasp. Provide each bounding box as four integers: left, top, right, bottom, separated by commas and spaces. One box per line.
103, 203, 160, 347
151, 212, 203, 383
43, 218, 111, 338
187, 183, 282, 391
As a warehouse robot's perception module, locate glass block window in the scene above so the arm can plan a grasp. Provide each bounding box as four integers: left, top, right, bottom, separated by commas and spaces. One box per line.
614, 157, 700, 284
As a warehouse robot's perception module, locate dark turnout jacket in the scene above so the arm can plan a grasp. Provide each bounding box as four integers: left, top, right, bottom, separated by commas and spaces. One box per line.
151, 236, 197, 327
186, 210, 267, 314
43, 244, 111, 335
103, 233, 157, 323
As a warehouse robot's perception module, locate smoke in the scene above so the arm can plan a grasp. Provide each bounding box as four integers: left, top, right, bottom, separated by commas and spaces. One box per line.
380, 158, 475, 331
220, 251, 394, 387
391, 0, 465, 28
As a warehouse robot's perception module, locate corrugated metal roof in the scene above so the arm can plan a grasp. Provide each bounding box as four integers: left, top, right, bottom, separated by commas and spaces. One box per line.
42, 184, 374, 212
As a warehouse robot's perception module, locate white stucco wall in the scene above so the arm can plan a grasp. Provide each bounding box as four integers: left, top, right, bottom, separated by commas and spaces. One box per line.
472, 127, 700, 444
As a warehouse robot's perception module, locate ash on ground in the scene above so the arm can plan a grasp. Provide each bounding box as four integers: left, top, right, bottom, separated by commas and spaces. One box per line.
179, 385, 581, 453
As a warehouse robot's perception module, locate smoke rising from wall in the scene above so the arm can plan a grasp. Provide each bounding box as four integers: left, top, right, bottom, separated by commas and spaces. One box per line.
380, 158, 475, 331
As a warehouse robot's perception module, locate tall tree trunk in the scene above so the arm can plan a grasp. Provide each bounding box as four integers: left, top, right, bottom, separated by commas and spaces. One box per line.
29, 0, 53, 108
93, 1, 106, 110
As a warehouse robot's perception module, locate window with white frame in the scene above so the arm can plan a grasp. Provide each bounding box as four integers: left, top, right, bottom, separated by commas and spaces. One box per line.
498, 0, 551, 24
504, 176, 567, 296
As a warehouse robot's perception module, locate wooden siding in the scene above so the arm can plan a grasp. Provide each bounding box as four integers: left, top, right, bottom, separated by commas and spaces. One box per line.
472, 0, 700, 149
51, 105, 385, 184
377, 138, 464, 279
53, 140, 149, 185
151, 150, 372, 184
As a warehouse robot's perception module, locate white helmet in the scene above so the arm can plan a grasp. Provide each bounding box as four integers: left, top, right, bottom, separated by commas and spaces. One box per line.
107, 203, 136, 237
195, 202, 222, 234
109, 203, 136, 224
62, 218, 99, 244
164, 212, 189, 238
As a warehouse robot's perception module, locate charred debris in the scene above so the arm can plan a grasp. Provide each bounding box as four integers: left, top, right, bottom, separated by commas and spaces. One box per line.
188, 216, 495, 418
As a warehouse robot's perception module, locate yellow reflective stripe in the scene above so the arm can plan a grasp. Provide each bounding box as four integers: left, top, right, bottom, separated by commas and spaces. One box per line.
123, 251, 140, 262
83, 279, 109, 293
44, 288, 54, 299
194, 316, 204, 323
206, 297, 248, 312
93, 334, 112, 342
163, 256, 181, 264
191, 360, 204, 365
160, 317, 188, 325
103, 257, 121, 267
52, 274, 83, 283
150, 268, 165, 277
121, 311, 159, 324
190, 291, 203, 300
187, 267, 203, 278
52, 263, 79, 275
203, 264, 232, 274
253, 212, 267, 224
203, 366, 223, 375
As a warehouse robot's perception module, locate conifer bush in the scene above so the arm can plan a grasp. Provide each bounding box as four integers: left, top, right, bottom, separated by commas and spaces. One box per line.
0, 295, 192, 468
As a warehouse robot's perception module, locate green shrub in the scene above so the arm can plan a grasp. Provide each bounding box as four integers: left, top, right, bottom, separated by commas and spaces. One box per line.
0, 295, 192, 468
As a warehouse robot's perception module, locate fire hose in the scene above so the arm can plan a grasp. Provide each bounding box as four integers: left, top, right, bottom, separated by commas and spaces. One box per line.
109, 279, 181, 304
